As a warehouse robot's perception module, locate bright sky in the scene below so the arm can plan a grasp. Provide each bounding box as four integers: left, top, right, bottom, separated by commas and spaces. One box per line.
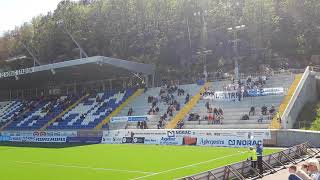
0, 0, 62, 36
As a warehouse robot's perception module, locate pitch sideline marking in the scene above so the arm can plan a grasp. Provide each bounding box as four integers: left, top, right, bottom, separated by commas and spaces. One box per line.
13, 161, 155, 174
130, 151, 245, 180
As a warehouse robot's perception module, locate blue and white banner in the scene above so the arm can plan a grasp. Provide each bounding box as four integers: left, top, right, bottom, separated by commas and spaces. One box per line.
247, 87, 284, 97
196, 136, 263, 147
8, 136, 67, 143
111, 115, 156, 122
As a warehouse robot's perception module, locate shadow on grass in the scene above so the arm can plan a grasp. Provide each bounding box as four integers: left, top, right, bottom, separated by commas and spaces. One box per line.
0, 142, 94, 149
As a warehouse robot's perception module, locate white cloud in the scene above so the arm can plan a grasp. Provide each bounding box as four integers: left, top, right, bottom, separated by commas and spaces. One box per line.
0, 0, 62, 36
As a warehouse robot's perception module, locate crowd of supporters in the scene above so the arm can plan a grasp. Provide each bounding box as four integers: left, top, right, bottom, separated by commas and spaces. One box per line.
288, 159, 320, 180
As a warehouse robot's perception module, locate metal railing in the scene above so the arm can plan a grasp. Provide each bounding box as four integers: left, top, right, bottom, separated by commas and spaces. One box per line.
179, 142, 319, 180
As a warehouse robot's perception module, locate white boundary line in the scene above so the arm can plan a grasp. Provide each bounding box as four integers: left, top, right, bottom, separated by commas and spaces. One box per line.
13, 161, 154, 174
130, 151, 245, 180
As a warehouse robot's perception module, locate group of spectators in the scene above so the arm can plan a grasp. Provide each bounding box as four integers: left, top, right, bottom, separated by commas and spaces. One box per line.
201, 75, 268, 103
288, 159, 320, 180
241, 105, 276, 122
187, 108, 224, 125
156, 82, 187, 129
136, 121, 148, 129
147, 96, 160, 115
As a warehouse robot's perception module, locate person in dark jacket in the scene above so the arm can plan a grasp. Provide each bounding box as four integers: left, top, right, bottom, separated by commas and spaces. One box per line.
256, 142, 263, 175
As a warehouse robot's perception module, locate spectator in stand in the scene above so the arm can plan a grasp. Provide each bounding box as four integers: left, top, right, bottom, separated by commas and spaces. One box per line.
258, 115, 263, 123
307, 159, 320, 180
143, 121, 148, 129
155, 106, 159, 113
137, 121, 141, 129
205, 101, 210, 111
261, 105, 268, 115
176, 103, 180, 111
208, 113, 214, 124
162, 113, 168, 120
195, 113, 200, 121
152, 100, 157, 108
177, 120, 184, 129
269, 105, 276, 115
185, 94, 190, 104
241, 114, 250, 120
213, 108, 219, 116
218, 108, 224, 116
144, 83, 148, 93
288, 165, 302, 180
127, 107, 133, 116
157, 119, 163, 129
215, 115, 221, 124
237, 89, 242, 101
249, 106, 255, 116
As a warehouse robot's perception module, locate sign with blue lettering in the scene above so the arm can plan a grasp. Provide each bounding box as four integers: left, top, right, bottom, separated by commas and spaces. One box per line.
247, 87, 284, 97
111, 116, 155, 122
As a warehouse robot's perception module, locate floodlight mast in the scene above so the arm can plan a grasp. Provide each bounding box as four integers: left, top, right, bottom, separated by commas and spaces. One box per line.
11, 31, 42, 67
20, 42, 42, 67
57, 20, 88, 59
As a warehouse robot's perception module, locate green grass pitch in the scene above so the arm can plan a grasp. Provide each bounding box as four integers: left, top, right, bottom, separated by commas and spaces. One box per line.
0, 144, 279, 180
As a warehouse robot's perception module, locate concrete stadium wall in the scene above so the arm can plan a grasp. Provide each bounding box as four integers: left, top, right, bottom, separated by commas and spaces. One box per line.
282, 67, 318, 129
271, 129, 320, 147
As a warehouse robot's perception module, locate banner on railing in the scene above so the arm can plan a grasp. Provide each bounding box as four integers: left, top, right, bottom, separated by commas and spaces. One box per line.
202, 90, 239, 101
247, 87, 284, 97
111, 115, 156, 122
102, 129, 270, 147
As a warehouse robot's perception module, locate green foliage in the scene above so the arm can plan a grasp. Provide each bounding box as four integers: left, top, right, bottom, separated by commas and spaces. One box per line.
1, 0, 320, 73
297, 102, 320, 131
309, 104, 320, 131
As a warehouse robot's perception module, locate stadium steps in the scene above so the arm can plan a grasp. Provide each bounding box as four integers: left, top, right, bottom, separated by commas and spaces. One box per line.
269, 74, 302, 129
165, 82, 209, 129
39, 94, 89, 131
95, 89, 143, 130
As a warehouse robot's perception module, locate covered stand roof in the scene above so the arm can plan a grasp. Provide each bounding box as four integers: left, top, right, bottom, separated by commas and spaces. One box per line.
0, 56, 155, 90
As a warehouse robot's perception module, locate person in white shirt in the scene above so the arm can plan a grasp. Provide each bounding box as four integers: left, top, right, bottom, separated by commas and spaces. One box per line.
307, 159, 320, 180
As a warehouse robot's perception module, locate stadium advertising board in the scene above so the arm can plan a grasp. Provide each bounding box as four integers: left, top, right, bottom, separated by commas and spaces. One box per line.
196, 137, 263, 147
66, 137, 102, 144
111, 115, 156, 122
9, 136, 67, 143
102, 129, 270, 147
247, 87, 284, 97
1, 131, 77, 137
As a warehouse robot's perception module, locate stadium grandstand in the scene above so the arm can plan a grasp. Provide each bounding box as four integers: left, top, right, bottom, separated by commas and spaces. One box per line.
0, 56, 155, 131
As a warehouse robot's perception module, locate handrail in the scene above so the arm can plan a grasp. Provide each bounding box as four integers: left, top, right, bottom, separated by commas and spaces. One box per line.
281, 67, 310, 129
